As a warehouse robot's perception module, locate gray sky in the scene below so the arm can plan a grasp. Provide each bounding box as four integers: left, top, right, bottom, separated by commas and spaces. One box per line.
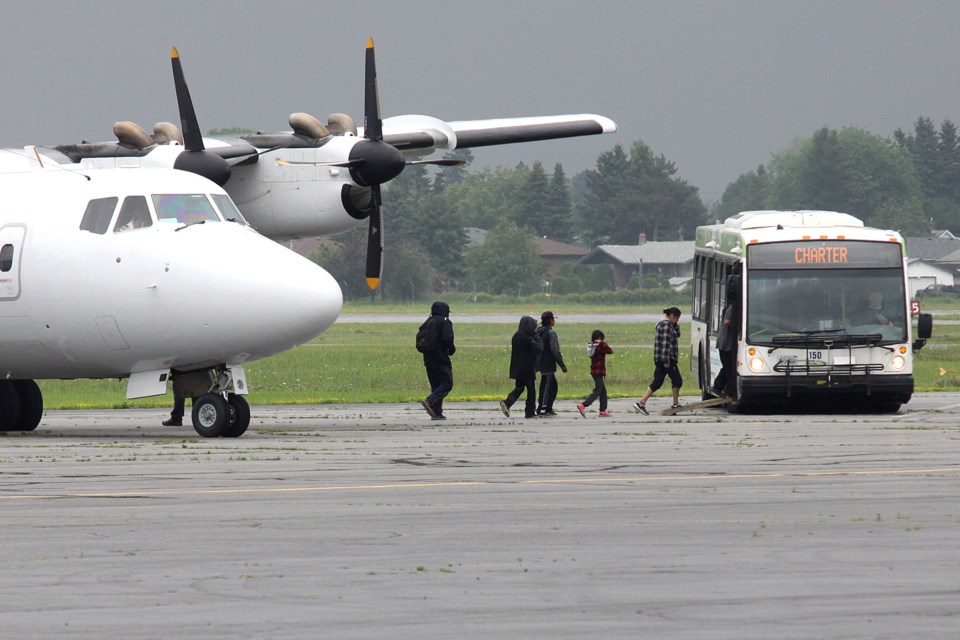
2, 0, 959, 202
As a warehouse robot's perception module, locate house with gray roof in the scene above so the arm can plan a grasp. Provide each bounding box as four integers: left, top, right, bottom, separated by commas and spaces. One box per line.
579, 240, 695, 290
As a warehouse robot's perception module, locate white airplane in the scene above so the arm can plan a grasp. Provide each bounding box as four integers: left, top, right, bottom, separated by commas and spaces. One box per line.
14, 40, 617, 289
0, 158, 342, 437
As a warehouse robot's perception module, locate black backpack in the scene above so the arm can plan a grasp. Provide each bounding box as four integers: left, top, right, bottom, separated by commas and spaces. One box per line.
416, 316, 441, 353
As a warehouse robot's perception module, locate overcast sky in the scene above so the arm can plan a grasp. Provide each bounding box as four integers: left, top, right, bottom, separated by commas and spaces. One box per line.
2, 0, 959, 202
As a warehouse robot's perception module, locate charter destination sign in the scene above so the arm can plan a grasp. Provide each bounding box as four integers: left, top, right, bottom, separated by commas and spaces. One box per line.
747, 240, 902, 270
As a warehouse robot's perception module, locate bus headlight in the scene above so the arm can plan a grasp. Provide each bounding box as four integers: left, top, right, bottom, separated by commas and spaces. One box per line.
748, 355, 766, 372
890, 355, 906, 371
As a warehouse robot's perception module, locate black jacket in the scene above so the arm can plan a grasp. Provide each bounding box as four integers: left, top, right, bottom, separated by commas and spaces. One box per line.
422, 301, 456, 368
536, 324, 567, 373
509, 316, 543, 380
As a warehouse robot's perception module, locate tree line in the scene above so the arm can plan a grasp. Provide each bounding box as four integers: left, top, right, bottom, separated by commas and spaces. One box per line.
312, 116, 959, 299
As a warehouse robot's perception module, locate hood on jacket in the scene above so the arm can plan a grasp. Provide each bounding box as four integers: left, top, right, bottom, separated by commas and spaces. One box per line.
518, 315, 538, 335
431, 301, 451, 318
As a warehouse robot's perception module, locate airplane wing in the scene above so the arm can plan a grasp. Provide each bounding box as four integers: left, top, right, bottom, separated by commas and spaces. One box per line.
375, 114, 617, 154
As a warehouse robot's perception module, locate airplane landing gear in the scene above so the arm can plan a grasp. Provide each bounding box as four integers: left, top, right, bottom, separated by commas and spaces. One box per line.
189, 392, 251, 438
191, 393, 231, 438
174, 366, 251, 438
0, 379, 43, 432
223, 394, 250, 438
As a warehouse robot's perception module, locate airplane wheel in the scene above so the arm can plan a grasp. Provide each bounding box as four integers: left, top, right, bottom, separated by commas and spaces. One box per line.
222, 394, 251, 438
0, 381, 21, 432
13, 380, 43, 431
191, 393, 230, 438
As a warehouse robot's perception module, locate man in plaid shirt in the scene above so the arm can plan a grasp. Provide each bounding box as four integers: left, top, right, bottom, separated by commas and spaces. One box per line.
634, 307, 683, 415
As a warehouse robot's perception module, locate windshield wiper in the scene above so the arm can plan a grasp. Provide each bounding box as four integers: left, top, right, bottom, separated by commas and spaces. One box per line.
769, 330, 888, 353
175, 220, 206, 232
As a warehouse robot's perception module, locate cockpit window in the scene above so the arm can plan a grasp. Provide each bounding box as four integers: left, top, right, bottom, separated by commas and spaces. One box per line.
113, 196, 153, 233
211, 194, 248, 226
152, 194, 221, 225
80, 197, 118, 234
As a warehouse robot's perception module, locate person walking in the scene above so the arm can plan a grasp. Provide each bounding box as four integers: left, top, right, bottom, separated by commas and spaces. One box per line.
576, 329, 614, 417
499, 316, 543, 419
419, 301, 456, 420
634, 307, 683, 415
535, 310, 567, 416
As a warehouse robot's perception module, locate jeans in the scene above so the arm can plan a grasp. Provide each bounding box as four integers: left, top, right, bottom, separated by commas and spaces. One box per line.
583, 374, 607, 411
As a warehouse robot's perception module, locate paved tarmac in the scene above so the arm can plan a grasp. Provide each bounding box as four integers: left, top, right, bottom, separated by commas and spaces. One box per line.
2, 394, 959, 639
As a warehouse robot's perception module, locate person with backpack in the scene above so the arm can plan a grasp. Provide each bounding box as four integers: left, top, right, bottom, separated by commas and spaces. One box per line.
499, 315, 543, 419
418, 301, 456, 420
576, 329, 614, 417
535, 310, 567, 417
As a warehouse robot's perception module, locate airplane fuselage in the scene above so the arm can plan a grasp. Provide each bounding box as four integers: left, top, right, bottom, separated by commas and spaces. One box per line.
0, 166, 343, 382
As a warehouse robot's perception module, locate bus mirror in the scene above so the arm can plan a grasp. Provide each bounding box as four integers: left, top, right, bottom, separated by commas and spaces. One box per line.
913, 312, 933, 352
917, 313, 933, 340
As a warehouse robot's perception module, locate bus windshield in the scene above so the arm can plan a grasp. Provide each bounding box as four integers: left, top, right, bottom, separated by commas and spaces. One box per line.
746, 268, 907, 345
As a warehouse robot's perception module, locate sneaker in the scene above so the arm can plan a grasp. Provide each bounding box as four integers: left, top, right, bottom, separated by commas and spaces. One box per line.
576, 402, 586, 418
598, 411, 612, 417
524, 414, 538, 419
162, 418, 182, 427
633, 402, 648, 416
541, 410, 558, 417
420, 399, 436, 418
499, 400, 510, 417
671, 403, 682, 409
431, 414, 447, 420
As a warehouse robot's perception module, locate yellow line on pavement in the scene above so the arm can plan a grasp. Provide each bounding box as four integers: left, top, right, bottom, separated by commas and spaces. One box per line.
2, 467, 958, 501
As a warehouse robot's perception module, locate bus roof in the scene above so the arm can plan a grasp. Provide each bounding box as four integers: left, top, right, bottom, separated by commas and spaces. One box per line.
696, 210, 904, 256
724, 210, 864, 230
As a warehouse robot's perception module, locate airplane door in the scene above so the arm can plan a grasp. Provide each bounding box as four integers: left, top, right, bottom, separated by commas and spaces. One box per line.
0, 224, 26, 301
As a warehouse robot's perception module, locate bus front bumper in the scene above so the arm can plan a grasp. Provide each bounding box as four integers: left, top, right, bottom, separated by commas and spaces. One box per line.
739, 373, 914, 403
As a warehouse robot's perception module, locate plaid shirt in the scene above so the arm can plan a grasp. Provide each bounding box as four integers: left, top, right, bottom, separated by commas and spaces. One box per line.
590, 341, 613, 376
653, 319, 680, 363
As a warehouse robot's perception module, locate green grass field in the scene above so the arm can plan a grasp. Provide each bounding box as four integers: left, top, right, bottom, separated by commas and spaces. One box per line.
35, 306, 960, 410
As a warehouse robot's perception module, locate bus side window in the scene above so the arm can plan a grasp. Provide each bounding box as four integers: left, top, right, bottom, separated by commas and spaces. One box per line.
693, 254, 708, 321
713, 262, 728, 333
79, 197, 118, 235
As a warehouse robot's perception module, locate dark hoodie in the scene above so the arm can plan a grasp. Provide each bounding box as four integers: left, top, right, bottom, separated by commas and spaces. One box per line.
509, 316, 543, 380
423, 301, 456, 367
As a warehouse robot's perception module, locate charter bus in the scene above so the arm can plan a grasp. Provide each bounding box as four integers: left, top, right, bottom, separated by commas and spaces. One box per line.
691, 210, 932, 412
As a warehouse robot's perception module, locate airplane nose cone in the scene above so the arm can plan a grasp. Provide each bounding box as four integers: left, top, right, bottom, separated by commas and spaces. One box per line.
170, 225, 343, 364
251, 238, 344, 353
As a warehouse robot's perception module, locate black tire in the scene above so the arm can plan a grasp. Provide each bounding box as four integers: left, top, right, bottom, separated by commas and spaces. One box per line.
0, 381, 21, 432
222, 394, 251, 438
191, 393, 230, 438
13, 380, 43, 431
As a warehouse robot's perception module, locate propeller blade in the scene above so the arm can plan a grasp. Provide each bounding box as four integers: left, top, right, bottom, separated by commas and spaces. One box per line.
365, 185, 384, 290
171, 47, 204, 152
364, 37, 382, 142
406, 159, 467, 167
276, 158, 362, 168
225, 143, 292, 167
